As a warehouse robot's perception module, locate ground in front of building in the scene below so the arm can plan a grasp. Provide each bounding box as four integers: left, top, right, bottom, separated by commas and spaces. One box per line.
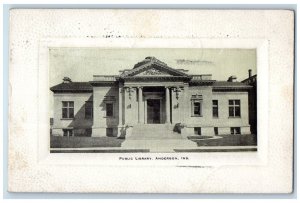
50, 134, 257, 153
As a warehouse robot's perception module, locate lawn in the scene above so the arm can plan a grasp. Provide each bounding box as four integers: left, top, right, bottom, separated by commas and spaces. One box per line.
50, 149, 150, 153
190, 134, 257, 146
50, 134, 257, 149
174, 148, 257, 152
50, 136, 124, 148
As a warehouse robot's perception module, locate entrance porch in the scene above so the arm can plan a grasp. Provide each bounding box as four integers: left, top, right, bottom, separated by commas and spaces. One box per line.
122, 85, 174, 125
142, 86, 169, 124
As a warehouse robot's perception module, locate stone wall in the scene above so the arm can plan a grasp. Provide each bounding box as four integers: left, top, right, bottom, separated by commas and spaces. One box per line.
52, 93, 93, 136
92, 86, 121, 137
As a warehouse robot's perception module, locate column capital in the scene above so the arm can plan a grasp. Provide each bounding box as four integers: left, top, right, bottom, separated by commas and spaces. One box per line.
124, 87, 135, 91
124, 87, 135, 100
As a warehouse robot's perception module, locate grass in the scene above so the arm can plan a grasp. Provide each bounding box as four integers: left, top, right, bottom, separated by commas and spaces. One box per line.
50, 136, 124, 148
50, 134, 257, 150
174, 148, 257, 152
50, 149, 150, 153
190, 134, 257, 147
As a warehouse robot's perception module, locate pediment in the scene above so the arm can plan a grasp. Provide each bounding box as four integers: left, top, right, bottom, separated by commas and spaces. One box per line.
134, 66, 173, 77
121, 63, 188, 78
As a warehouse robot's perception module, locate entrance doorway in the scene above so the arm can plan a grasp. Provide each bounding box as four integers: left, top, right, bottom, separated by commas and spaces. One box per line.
147, 99, 161, 124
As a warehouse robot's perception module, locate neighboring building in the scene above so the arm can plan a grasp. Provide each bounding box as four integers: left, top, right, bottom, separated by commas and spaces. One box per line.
241, 69, 257, 135
50, 57, 252, 137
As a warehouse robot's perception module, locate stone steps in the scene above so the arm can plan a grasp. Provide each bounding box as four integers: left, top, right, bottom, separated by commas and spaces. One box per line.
121, 124, 198, 151
121, 139, 198, 152
128, 124, 182, 140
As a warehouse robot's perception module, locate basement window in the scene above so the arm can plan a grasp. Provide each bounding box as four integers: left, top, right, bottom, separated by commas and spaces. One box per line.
214, 127, 218, 135
194, 127, 201, 135
63, 129, 73, 137
106, 128, 114, 137
230, 127, 241, 135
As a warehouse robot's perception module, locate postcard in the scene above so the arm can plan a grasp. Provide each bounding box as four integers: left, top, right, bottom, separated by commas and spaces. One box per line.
8, 9, 294, 193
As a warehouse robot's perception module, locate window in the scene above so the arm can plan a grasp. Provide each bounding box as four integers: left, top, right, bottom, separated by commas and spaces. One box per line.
106, 128, 114, 137
62, 101, 74, 119
194, 127, 201, 135
230, 127, 241, 135
214, 127, 218, 135
106, 103, 114, 117
191, 95, 203, 117
85, 128, 92, 137
50, 118, 54, 126
193, 102, 202, 116
63, 129, 73, 137
212, 100, 218, 117
229, 100, 241, 117
85, 101, 93, 119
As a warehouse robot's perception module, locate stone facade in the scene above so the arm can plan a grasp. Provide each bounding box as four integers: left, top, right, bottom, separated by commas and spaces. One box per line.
50, 57, 252, 138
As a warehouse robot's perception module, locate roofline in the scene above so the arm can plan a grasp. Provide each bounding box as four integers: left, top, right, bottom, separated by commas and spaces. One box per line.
89, 81, 119, 86
50, 90, 93, 93
93, 75, 119, 77
189, 80, 216, 86
241, 74, 257, 83
121, 76, 192, 82
120, 61, 189, 78
212, 86, 252, 91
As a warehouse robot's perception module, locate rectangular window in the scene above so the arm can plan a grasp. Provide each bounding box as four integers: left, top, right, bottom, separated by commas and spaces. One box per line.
191, 95, 203, 117
85, 101, 93, 119
62, 101, 74, 119
194, 127, 201, 135
230, 127, 241, 135
85, 128, 92, 137
106, 103, 113, 117
193, 102, 202, 116
214, 127, 218, 135
229, 100, 241, 117
106, 128, 114, 137
212, 100, 218, 117
63, 129, 73, 137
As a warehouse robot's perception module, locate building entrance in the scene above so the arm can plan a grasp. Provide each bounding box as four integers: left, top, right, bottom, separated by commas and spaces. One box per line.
147, 99, 161, 124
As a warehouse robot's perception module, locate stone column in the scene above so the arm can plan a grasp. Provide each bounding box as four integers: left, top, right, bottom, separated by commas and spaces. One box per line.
126, 87, 136, 125
124, 86, 133, 125
123, 87, 128, 125
118, 86, 123, 126
182, 84, 189, 124
165, 87, 170, 123
138, 87, 143, 123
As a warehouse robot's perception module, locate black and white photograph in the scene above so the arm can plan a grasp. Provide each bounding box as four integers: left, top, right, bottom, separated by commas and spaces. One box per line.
7, 9, 294, 194
49, 48, 257, 153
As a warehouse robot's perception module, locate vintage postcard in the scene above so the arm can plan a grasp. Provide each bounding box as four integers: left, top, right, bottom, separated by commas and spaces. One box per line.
8, 9, 294, 193
49, 48, 257, 153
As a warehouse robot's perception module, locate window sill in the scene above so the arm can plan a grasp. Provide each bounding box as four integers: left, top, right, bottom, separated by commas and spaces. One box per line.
191, 115, 203, 117
228, 116, 241, 119
61, 118, 74, 120
103, 116, 115, 118
213, 116, 219, 119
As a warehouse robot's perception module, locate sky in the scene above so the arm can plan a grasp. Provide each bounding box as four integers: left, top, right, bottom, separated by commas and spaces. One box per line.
49, 48, 257, 87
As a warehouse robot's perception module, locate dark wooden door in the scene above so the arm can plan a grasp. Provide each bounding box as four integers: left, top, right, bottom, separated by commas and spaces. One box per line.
147, 99, 160, 124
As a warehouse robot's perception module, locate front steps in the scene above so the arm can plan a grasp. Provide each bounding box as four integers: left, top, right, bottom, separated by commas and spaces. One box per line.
121, 124, 197, 151
128, 124, 182, 140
